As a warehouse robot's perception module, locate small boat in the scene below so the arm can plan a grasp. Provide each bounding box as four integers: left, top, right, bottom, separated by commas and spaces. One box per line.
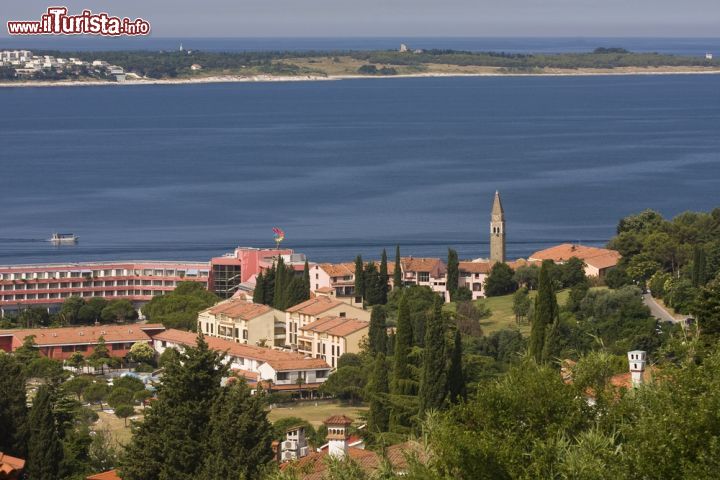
49, 233, 79, 244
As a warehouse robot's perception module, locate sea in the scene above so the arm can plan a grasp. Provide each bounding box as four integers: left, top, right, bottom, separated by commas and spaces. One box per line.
0, 38, 719, 265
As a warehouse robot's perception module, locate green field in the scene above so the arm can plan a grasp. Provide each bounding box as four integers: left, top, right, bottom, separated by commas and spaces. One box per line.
268, 402, 368, 427
447, 289, 571, 337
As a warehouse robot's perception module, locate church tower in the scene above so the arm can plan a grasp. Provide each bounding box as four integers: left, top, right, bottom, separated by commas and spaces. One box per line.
490, 191, 506, 263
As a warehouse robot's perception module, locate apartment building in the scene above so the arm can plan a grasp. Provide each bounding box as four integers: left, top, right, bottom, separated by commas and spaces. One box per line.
528, 244, 621, 277
0, 262, 210, 315
0, 323, 164, 360
197, 297, 286, 346
285, 295, 370, 348
297, 316, 369, 368
152, 329, 331, 393
312, 263, 360, 305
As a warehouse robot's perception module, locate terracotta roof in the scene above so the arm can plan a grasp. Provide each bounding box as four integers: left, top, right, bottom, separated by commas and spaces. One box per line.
301, 316, 369, 337
153, 329, 330, 372
281, 448, 380, 479
86, 470, 121, 480
204, 299, 272, 320
0, 452, 25, 475
314, 286, 334, 294
0, 324, 163, 347
324, 415, 354, 426
318, 262, 355, 278
400, 257, 445, 273
458, 261, 491, 274
528, 244, 621, 269
286, 296, 344, 315
385, 441, 427, 472
506, 258, 542, 270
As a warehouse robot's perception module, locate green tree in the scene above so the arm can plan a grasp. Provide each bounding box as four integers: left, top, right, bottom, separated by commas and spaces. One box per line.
253, 272, 265, 304
512, 287, 531, 324
366, 353, 390, 433
0, 353, 28, 457
447, 248, 459, 300
63, 375, 93, 402
60, 296, 86, 324
101, 299, 139, 323
67, 351, 86, 372
14, 334, 40, 366
88, 335, 110, 374
368, 306, 388, 355
364, 261, 385, 306
303, 259, 311, 297
560, 257, 587, 288
120, 333, 228, 480
528, 261, 558, 363
84, 383, 109, 411
379, 249, 389, 304
419, 296, 448, 416
320, 366, 366, 404
513, 265, 539, 290
393, 245, 403, 290
201, 381, 274, 479
484, 262, 518, 297
692, 245, 708, 287
694, 277, 720, 336
392, 293, 415, 395
143, 281, 219, 331
129, 341, 156, 365
107, 388, 136, 410
27, 385, 64, 480
447, 329, 466, 403
354, 255, 365, 300
115, 404, 135, 427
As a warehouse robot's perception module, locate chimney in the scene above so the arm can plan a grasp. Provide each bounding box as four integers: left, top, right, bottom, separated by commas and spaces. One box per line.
324, 416, 353, 459
628, 350, 646, 387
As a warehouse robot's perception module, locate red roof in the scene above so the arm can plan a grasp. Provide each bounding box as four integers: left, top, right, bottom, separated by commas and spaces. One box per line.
301, 316, 369, 337
324, 415, 354, 426
0, 452, 25, 475
86, 470, 121, 480
0, 324, 163, 347
203, 299, 272, 320
286, 296, 345, 315
528, 244, 621, 269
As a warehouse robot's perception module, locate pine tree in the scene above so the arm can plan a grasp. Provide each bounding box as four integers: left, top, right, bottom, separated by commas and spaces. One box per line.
529, 261, 559, 363
368, 306, 388, 355
0, 353, 28, 457
200, 381, 274, 479
447, 329, 466, 403
354, 255, 365, 301
392, 293, 414, 395
447, 248, 459, 300
379, 249, 389, 304
121, 334, 229, 480
393, 245, 403, 290
253, 272, 265, 304
367, 353, 390, 433
27, 385, 63, 480
419, 296, 448, 416
303, 259, 311, 299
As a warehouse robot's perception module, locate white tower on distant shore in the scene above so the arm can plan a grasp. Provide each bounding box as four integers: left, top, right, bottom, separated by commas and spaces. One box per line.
628, 350, 647, 387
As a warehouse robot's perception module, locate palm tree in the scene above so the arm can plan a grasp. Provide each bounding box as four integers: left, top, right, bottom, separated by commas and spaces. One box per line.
296, 376, 305, 399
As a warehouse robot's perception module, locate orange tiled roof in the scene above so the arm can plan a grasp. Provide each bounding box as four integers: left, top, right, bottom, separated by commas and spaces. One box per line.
86, 470, 121, 480
324, 414, 354, 425
458, 261, 492, 274
318, 262, 355, 278
153, 329, 330, 372
0, 324, 163, 347
204, 299, 272, 320
314, 286, 334, 294
286, 296, 344, 315
281, 448, 380, 478
301, 316, 369, 337
528, 244, 621, 269
0, 452, 25, 475
400, 257, 444, 273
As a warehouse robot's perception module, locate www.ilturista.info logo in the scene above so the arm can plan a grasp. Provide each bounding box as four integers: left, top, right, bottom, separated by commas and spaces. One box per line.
7, 7, 151, 36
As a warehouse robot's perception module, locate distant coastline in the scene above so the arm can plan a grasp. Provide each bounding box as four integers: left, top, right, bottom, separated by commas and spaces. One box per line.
2, 67, 720, 88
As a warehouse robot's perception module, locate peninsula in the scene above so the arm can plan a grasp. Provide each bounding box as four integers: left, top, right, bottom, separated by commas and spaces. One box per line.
1, 47, 719, 87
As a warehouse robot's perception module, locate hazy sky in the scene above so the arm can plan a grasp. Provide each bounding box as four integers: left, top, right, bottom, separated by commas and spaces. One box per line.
2, 0, 719, 37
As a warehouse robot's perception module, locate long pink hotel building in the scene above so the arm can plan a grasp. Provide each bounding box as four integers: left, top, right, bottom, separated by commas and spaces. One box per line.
0, 247, 299, 316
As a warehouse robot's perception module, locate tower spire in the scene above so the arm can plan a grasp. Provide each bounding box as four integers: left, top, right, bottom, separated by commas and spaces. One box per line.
490, 191, 506, 263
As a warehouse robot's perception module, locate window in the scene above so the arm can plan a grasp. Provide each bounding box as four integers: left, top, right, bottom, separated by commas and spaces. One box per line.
277, 372, 289, 381
339, 312, 346, 318
418, 272, 430, 282
316, 370, 328, 378
76, 345, 87, 352
111, 343, 124, 350
61, 345, 74, 352
242, 330, 248, 340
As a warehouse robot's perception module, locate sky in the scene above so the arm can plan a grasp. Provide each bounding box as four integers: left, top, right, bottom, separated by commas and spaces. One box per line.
1, 0, 719, 37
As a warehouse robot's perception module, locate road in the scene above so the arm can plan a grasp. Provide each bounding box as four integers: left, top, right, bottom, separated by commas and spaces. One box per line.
643, 293, 682, 323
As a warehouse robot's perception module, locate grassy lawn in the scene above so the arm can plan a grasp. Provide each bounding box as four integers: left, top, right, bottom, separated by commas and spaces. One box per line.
447, 289, 571, 337
92, 406, 143, 447
268, 401, 368, 427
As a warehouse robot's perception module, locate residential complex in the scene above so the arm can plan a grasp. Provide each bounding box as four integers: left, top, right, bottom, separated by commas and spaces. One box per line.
197, 298, 286, 346
528, 243, 620, 277
0, 50, 127, 81
285, 295, 370, 350
297, 316, 369, 368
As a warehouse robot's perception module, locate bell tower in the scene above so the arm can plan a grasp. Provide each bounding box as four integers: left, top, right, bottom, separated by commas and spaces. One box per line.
490, 191, 506, 263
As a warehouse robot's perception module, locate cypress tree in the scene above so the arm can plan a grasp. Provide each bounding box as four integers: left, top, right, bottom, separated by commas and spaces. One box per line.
692, 246, 707, 287
303, 260, 311, 299
379, 249, 389, 304
419, 296, 448, 416
367, 353, 390, 433
447, 329, 466, 403
286, 277, 308, 309
121, 334, 228, 480
392, 294, 414, 395
368, 306, 388, 355
447, 248, 459, 301
27, 385, 63, 480
354, 255, 365, 300
273, 258, 287, 310
0, 353, 28, 457
393, 245, 403, 290
529, 261, 559, 363
263, 267, 275, 306
200, 381, 274, 479
542, 318, 562, 364
253, 273, 265, 304
364, 262, 384, 306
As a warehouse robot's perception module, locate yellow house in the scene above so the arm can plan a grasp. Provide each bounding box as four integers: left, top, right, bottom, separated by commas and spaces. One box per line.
298, 316, 369, 368
198, 298, 286, 346
285, 295, 369, 349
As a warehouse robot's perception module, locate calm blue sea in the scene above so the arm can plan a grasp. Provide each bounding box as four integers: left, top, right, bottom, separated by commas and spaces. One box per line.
0, 36, 718, 56
1, 73, 719, 264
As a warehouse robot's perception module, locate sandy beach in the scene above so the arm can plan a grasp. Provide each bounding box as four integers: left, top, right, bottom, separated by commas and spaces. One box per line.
1, 67, 720, 88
